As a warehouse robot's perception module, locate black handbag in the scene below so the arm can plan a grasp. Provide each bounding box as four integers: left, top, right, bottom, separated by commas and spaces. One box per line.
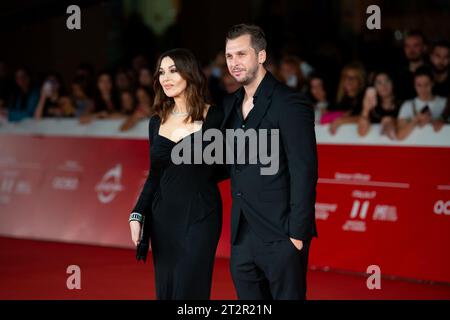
136, 215, 151, 262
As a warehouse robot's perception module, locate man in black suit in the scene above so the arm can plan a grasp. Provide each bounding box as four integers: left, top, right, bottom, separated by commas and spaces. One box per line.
221, 24, 318, 300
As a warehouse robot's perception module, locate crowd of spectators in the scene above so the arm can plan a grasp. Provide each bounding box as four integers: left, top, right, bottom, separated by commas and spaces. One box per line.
206, 30, 449, 140
0, 30, 448, 139
0, 55, 154, 131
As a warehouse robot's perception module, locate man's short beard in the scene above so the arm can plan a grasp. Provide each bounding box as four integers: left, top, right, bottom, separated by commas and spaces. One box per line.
237, 64, 259, 86
432, 64, 449, 75
408, 56, 423, 63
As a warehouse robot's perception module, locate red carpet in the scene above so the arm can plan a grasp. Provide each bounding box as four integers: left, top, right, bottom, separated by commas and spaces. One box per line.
1, 237, 449, 300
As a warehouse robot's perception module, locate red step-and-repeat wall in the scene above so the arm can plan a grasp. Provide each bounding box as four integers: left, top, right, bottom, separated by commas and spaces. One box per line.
0, 130, 449, 283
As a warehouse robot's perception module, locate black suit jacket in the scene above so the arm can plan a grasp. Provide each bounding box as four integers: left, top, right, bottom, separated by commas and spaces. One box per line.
221, 72, 318, 244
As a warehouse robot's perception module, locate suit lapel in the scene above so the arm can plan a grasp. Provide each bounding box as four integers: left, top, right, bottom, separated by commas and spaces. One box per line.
244, 95, 271, 130
220, 88, 243, 130
245, 72, 277, 130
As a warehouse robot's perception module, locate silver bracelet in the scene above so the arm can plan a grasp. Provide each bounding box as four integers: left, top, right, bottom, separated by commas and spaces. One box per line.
129, 212, 143, 223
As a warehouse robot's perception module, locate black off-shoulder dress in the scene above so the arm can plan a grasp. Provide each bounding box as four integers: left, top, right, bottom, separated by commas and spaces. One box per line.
131, 105, 227, 299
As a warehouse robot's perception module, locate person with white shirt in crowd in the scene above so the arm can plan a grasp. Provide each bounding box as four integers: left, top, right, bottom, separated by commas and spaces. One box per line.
396, 66, 447, 140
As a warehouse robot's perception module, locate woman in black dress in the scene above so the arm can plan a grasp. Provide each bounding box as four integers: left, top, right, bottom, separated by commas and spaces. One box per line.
128, 48, 226, 300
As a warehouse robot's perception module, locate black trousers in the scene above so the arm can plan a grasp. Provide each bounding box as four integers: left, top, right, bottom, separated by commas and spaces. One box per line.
230, 215, 311, 300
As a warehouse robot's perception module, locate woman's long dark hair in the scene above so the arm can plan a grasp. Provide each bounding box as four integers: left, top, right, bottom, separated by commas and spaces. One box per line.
153, 48, 210, 123
93, 70, 119, 113
371, 70, 398, 110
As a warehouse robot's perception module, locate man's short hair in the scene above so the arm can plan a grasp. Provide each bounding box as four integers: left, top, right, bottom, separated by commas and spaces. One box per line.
432, 40, 450, 53
405, 30, 426, 43
414, 65, 434, 81
226, 24, 267, 53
